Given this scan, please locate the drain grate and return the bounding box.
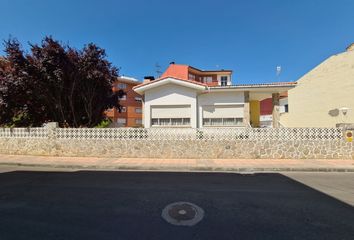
[161,202,204,226]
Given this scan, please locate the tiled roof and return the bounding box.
[161,64,189,80]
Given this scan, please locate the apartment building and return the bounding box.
[106,76,143,127]
[161,62,232,86]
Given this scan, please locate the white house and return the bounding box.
[133,64,296,128]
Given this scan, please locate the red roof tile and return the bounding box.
[161,64,189,80]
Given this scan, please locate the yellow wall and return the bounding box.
[250,100,260,127]
[281,48,354,127]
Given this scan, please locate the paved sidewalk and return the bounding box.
[0,154,354,172]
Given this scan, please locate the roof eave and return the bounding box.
[207,84,296,93]
[133,77,206,94]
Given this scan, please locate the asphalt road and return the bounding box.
[0,168,353,240]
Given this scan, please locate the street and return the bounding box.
[0,167,353,240]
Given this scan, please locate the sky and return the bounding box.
[1,0,354,84]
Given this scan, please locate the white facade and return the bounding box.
[140,79,244,128]
[198,92,245,127]
[143,83,198,127]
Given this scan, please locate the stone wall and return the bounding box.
[0,137,353,159]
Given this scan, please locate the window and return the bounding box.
[203,118,243,126]
[284,104,289,113]
[151,118,159,126]
[119,94,126,100]
[171,118,182,125]
[135,119,142,125]
[135,96,142,102]
[159,118,170,126]
[120,106,126,113]
[117,83,127,89]
[220,76,228,86]
[117,118,126,127]
[211,118,222,126]
[203,76,213,83]
[135,108,142,113]
[183,118,190,125]
[117,118,126,123]
[188,73,195,80]
[150,118,191,126]
[223,118,235,125]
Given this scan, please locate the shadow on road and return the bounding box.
[0,171,353,240]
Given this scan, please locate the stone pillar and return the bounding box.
[272,93,280,128]
[44,122,58,139]
[243,91,250,127]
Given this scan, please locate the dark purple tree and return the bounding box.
[0,37,121,127]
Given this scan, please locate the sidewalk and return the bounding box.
[0,154,354,172]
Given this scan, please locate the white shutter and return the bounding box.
[203,105,244,118]
[151,106,191,118]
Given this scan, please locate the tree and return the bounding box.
[0,37,122,127]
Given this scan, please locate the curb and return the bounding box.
[1,162,354,173]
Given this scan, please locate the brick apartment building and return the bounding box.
[106,76,143,127]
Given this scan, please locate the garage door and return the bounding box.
[151,105,191,126]
[202,105,244,126]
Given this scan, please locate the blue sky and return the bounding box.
[1,0,354,84]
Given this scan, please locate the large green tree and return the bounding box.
[0,37,122,127]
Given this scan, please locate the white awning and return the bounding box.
[151,105,191,118]
[202,105,244,118]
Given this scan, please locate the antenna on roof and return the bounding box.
[155,63,162,78]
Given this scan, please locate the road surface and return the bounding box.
[0,167,353,240]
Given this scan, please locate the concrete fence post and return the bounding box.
[44,122,58,139]
[336,123,354,142]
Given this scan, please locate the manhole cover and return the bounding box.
[161,202,204,226]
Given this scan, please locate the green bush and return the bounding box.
[95,119,112,128]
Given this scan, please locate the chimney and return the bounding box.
[346,43,354,52]
[143,76,155,83]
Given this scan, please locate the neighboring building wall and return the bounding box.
[107,78,143,127]
[281,47,354,127]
